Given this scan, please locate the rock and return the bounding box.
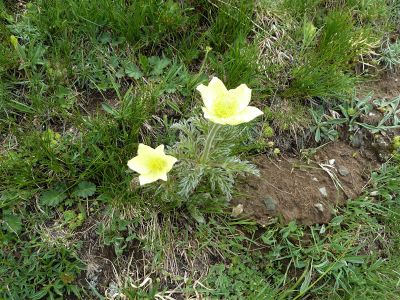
[319,187,328,198]
[231,204,244,217]
[373,135,390,151]
[338,165,350,176]
[314,203,324,212]
[263,196,277,213]
[370,191,379,196]
[329,159,336,165]
[312,177,319,182]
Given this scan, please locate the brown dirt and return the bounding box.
[80,90,121,116]
[232,142,379,225]
[361,71,400,100]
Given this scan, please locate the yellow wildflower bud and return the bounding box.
[196,77,263,125]
[127,144,177,185]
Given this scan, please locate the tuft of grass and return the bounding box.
[205,0,254,53]
[285,10,378,98]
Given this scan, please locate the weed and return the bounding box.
[379,39,400,71]
[0,237,84,299]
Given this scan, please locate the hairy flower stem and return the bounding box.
[201,123,221,163]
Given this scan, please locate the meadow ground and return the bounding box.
[1,0,400,299]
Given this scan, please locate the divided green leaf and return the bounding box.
[72,181,96,198]
[124,62,143,79]
[149,56,171,76]
[40,185,67,207]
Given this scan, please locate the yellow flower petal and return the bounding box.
[137,143,154,156]
[139,173,162,185]
[226,106,264,125]
[196,77,227,111]
[164,155,178,170]
[155,144,165,154]
[127,156,150,174]
[196,84,213,111]
[229,84,251,112]
[208,77,227,94]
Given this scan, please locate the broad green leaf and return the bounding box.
[3,213,22,234]
[72,181,96,198]
[330,215,344,226]
[40,186,67,206]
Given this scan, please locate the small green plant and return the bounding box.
[62,210,85,230]
[310,94,400,143]
[358,96,400,133]
[309,108,345,142]
[338,93,373,130]
[262,123,275,138]
[378,39,400,71]
[0,239,84,299]
[127,77,263,221]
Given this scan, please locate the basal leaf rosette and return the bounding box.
[196,77,263,125]
[127,144,178,185]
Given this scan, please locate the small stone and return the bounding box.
[314,203,324,212]
[338,165,350,176]
[370,191,379,196]
[329,159,336,165]
[319,187,328,198]
[231,204,244,217]
[263,196,277,212]
[312,177,319,182]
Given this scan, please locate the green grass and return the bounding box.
[1,0,400,298]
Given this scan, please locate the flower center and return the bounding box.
[212,94,239,118]
[148,157,167,173]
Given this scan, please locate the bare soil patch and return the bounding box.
[362,71,400,100]
[233,142,379,225]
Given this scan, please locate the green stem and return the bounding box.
[201,123,220,163]
[199,46,211,75]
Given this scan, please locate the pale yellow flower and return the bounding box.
[127,144,177,185]
[196,77,263,125]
